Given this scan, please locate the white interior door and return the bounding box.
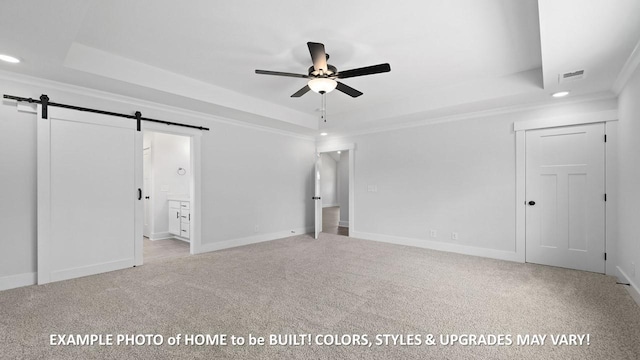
[37,106,142,284]
[143,147,151,237]
[525,123,605,273]
[314,153,322,239]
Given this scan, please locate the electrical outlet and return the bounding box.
[291,230,296,234]
[429,229,437,238]
[254,225,260,233]
[632,262,636,277]
[451,232,459,240]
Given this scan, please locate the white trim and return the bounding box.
[515,115,618,275]
[196,227,314,254]
[0,272,36,291]
[604,121,619,276]
[150,232,172,241]
[515,130,526,263]
[191,134,202,255]
[617,266,640,307]
[339,220,350,228]
[0,70,314,141]
[17,102,37,114]
[36,104,51,284]
[514,110,619,131]
[350,231,521,263]
[317,143,356,153]
[50,259,134,283]
[613,39,640,94]
[134,128,143,266]
[316,143,356,234]
[324,93,616,140]
[142,122,202,257]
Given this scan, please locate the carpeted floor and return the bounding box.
[1,233,639,359]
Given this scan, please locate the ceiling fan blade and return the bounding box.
[307,42,328,73]
[336,63,391,79]
[255,69,309,78]
[335,82,363,98]
[291,85,311,97]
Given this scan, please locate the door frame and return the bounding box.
[514,110,618,275]
[142,146,152,238]
[140,122,202,259]
[316,143,355,235]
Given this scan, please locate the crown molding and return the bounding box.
[612,39,640,94]
[0,70,315,142]
[325,92,617,140]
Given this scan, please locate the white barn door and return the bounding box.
[525,123,605,273]
[37,105,142,284]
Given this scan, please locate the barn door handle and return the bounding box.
[138,188,142,200]
[528,201,536,206]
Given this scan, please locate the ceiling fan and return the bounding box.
[255,42,391,98]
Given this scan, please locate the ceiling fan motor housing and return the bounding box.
[309,64,337,77]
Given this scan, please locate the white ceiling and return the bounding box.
[1,0,639,136]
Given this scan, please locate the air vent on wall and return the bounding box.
[558,70,585,83]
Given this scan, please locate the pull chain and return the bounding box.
[321,92,327,122]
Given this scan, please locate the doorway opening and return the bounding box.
[142,130,193,263]
[319,151,349,236]
[314,143,355,239]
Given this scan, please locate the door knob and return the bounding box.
[528,201,536,206]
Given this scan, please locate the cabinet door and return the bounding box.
[168,208,181,235]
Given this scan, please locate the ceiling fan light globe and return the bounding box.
[308,78,337,94]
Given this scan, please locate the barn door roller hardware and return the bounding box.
[3,94,210,131]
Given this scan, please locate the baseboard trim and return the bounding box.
[617,266,640,307]
[0,272,37,291]
[150,232,172,240]
[350,231,521,263]
[196,226,314,254]
[338,220,349,228]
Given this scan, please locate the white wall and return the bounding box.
[319,97,618,261]
[337,151,349,227]
[320,153,338,207]
[0,82,37,288]
[201,121,315,245]
[0,73,315,290]
[146,132,191,239]
[617,64,640,303]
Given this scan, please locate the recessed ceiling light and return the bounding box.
[337,151,341,154]
[320,132,328,136]
[552,91,570,98]
[0,54,20,63]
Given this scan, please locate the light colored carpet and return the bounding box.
[1,233,639,359]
